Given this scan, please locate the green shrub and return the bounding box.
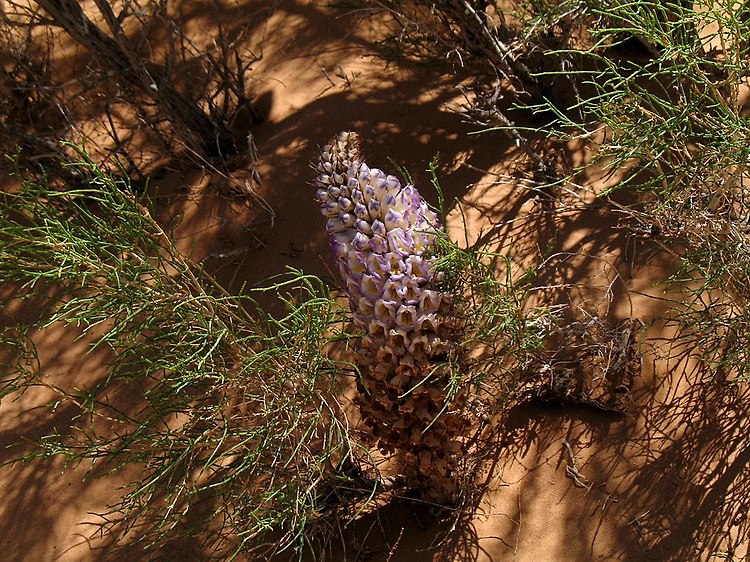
[0,145,554,558]
[0,149,361,559]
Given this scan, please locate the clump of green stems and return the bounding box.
[427,156,555,415]
[409,0,750,382]
[0,148,555,558]
[520,0,750,381]
[0,148,364,559]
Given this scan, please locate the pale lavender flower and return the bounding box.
[313,131,464,503]
[313,132,451,364]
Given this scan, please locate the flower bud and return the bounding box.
[355,219,373,235]
[322,200,340,217]
[353,202,369,220]
[326,217,346,233]
[385,175,400,193]
[339,212,356,228]
[352,232,371,252]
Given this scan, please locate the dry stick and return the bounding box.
[102,97,143,180]
[384,527,404,562]
[601,493,619,513]
[186,2,260,121]
[0,120,96,185]
[451,0,535,88]
[35,0,236,160]
[514,490,521,555]
[628,510,650,538]
[0,120,63,158]
[458,85,557,181]
[563,439,592,490]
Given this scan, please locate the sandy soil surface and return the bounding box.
[1,1,749,561]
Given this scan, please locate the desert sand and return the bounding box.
[0,1,748,560]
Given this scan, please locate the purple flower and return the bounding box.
[313,131,455,359]
[374,299,398,322]
[370,235,389,255]
[314,132,462,502]
[360,274,383,300]
[394,304,418,330]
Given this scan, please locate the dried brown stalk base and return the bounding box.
[355,366,470,504]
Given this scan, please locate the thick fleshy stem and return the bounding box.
[313,132,467,502]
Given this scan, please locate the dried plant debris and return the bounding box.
[522,317,642,413]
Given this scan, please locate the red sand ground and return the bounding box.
[1,1,748,560]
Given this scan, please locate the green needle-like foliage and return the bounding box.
[516,0,750,382]
[0,148,361,559]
